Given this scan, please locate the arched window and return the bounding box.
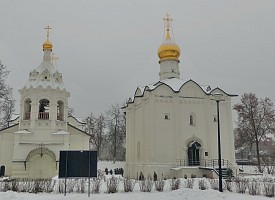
[38,99,50,119]
[57,100,64,121]
[24,99,31,120]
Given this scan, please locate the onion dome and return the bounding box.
[43,40,53,51]
[157,14,180,61]
[43,25,53,51]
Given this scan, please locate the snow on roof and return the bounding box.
[129,78,212,103]
[14,129,31,134]
[22,57,66,91]
[51,130,70,135]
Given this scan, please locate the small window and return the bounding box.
[213,115,217,122]
[189,113,196,126]
[205,152,208,156]
[164,114,170,120]
[45,76,47,80]
[190,115,194,125]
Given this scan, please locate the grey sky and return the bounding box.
[0,0,275,118]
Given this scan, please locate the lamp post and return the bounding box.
[213,93,223,192]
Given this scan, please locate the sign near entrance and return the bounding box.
[59,150,97,178]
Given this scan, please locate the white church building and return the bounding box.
[0,27,90,178]
[124,15,238,179]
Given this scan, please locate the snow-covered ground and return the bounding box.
[0,161,274,200]
[0,186,271,200]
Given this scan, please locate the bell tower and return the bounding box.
[18,26,70,132]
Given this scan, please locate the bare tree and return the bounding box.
[0,61,15,129]
[68,107,74,117]
[85,113,106,159]
[234,93,275,171]
[105,103,126,162]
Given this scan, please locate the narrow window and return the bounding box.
[190,115,193,125]
[189,113,196,126]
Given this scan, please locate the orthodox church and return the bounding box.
[124,15,237,179]
[0,27,90,178]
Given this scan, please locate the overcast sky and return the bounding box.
[0,0,275,118]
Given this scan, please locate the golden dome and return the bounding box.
[43,40,53,51]
[43,26,53,51]
[158,30,180,61]
[158,14,180,61]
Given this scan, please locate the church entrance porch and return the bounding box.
[27,154,56,178]
[26,147,57,179]
[173,159,238,178]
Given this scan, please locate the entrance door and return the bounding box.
[188,141,201,166]
[28,154,55,178]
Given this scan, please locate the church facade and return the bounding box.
[0,28,90,178]
[124,15,237,179]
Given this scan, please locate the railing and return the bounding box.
[38,112,49,120]
[176,159,238,177]
[24,112,30,120]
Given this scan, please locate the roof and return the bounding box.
[68,123,90,136]
[128,78,237,105]
[22,52,67,91]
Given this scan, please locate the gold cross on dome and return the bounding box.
[163,14,173,31]
[44,25,52,41]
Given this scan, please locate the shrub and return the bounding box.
[248,181,261,196]
[263,182,275,197]
[170,178,181,190]
[139,179,154,192]
[198,178,208,190]
[91,177,102,194]
[234,177,248,194]
[106,177,119,193]
[226,180,233,192]
[210,179,219,190]
[186,178,194,189]
[155,180,165,192]
[123,178,135,192]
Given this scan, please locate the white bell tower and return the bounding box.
[18,26,70,132]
